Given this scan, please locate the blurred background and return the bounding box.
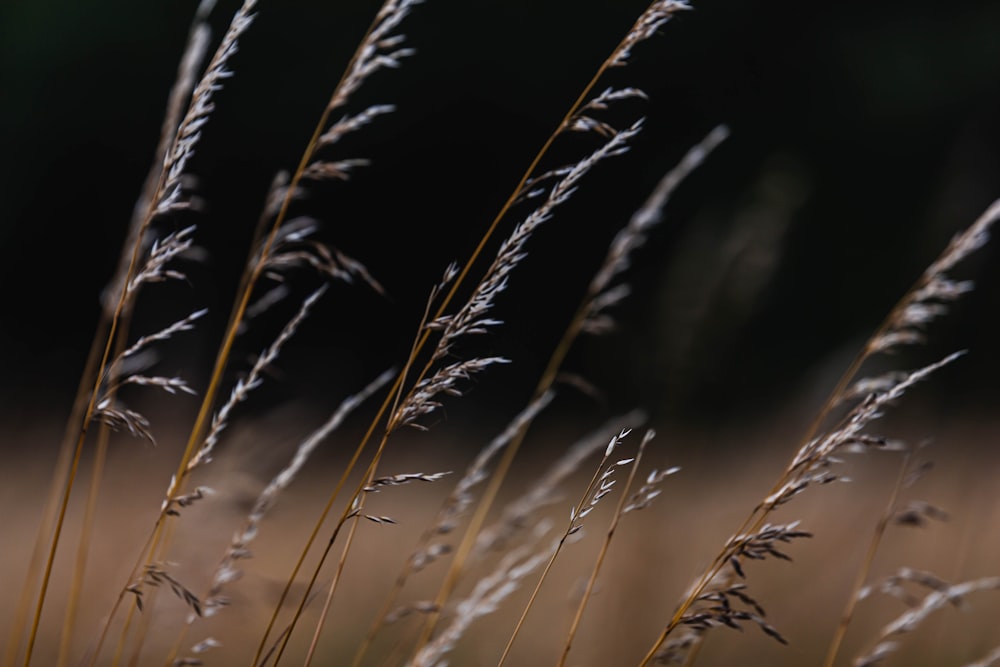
[1,1,999,665]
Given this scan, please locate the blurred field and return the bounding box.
[4,399,998,666]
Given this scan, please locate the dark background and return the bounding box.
[2,0,999,445]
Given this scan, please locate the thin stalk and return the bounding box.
[269,429,395,666]
[23,428,90,667]
[127,175,290,667]
[81,3,261,662]
[61,13,210,658]
[496,432,630,667]
[82,522,160,667]
[99,4,346,663]
[23,131,156,665]
[122,515,186,667]
[58,293,142,667]
[270,3,699,660]
[348,394,555,667]
[64,29,211,667]
[303,491,365,667]
[3,316,107,667]
[348,307,447,667]
[408,6,703,653]
[408,121,726,661]
[495,545,563,667]
[249,280,430,664]
[410,306,586,654]
[822,452,911,667]
[57,398,114,667]
[297,292,438,667]
[558,434,650,667]
[249,389,397,667]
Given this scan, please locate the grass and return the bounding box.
[3,1,1000,666]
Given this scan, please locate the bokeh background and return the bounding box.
[1,1,999,665]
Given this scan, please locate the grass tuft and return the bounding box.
[4,2,999,667]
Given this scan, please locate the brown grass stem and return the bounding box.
[242,3,424,659]
[496,429,634,666]
[348,393,556,667]
[558,430,655,667]
[249,251,436,664]
[303,490,365,667]
[3,314,108,667]
[821,451,912,667]
[57,379,117,667]
[268,430,395,667]
[249,395,395,666]
[409,304,589,655]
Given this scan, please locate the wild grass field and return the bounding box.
[2,1,999,666]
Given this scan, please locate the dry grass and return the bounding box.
[4,419,999,666]
[3,1,1000,666]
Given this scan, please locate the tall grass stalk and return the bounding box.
[497,428,640,666]
[821,452,912,667]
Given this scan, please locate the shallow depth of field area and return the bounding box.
[2,1,999,666]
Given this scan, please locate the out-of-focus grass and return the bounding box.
[4,405,997,666]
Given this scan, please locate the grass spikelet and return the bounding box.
[854,577,1000,667]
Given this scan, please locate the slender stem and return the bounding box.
[558,436,649,667]
[158,181,297,667]
[822,452,911,667]
[24,126,153,664]
[348,484,440,667]
[411,306,588,655]
[636,299,942,667]
[82,522,160,667]
[249,298,418,666]
[303,487,365,667]
[496,542,565,667]
[3,315,108,667]
[58,411,112,666]
[23,428,88,667]
[270,429,395,666]
[58,301,137,667]
[495,439,617,667]
[83,5,258,662]
[497,432,639,667]
[249,399,395,667]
